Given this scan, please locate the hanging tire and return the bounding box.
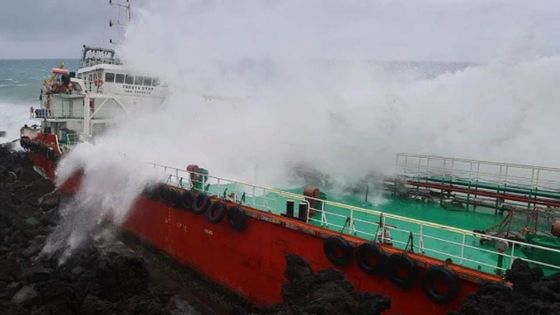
[192,193,211,214]
[227,206,247,231]
[323,236,353,266]
[207,201,226,224]
[180,190,194,210]
[356,242,387,275]
[167,188,182,208]
[422,266,460,303]
[386,254,418,288]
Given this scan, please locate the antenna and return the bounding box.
[109,0,131,45]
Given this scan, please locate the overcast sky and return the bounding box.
[0,0,559,62]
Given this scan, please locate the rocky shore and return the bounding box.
[0,146,190,314]
[0,145,390,315]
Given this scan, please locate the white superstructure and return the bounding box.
[30,46,169,149]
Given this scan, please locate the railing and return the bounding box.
[81,58,122,68]
[61,133,80,146]
[30,109,51,119]
[396,153,560,191]
[149,162,560,276]
[31,110,85,120]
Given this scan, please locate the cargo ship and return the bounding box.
[18,48,560,314]
[16,6,560,315]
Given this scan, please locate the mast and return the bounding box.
[108,0,131,45]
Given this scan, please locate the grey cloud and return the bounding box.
[0,0,111,41]
[0,0,559,61]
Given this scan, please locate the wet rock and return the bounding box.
[264,254,390,315]
[4,282,22,299]
[80,294,112,315]
[0,254,21,282]
[38,190,60,211]
[95,253,150,300]
[166,295,202,315]
[12,285,38,306]
[0,246,10,254]
[71,266,84,276]
[505,259,543,292]
[23,265,52,283]
[0,300,30,315]
[452,260,560,315]
[6,171,17,182]
[24,216,40,227]
[21,244,42,258]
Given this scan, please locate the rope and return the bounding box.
[404,231,415,253]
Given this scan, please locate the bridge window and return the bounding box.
[143,77,152,86]
[134,76,144,85]
[115,73,124,83]
[125,75,134,84]
[105,72,115,83]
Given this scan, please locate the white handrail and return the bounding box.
[396,153,560,191]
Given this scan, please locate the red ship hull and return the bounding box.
[30,143,501,315]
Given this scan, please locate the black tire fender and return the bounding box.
[180,190,194,210]
[192,193,211,214]
[356,242,387,275]
[227,206,248,231]
[206,201,226,224]
[422,266,460,303]
[387,254,418,288]
[323,236,353,266]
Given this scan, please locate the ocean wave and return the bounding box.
[0,84,28,88]
[0,102,34,141]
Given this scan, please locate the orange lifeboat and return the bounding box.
[52,68,69,75]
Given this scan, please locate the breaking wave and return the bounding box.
[0,102,33,141]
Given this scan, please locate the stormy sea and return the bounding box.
[0,59,79,140]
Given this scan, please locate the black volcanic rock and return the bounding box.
[263,254,391,315]
[451,260,560,315]
[0,146,176,314]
